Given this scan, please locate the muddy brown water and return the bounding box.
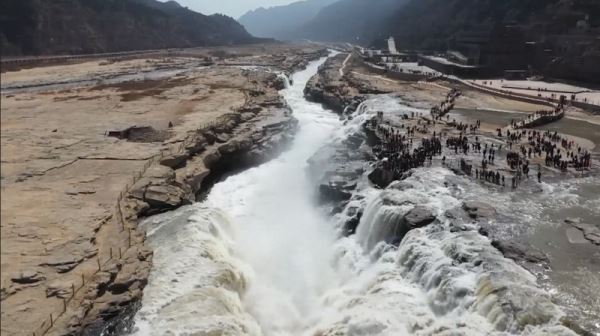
[452,107,600,333]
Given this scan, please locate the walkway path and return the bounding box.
[511,109,565,130]
[339,53,352,76]
[351,71,397,84]
[470,79,600,107]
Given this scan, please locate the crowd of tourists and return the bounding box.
[503,129,593,172]
[430,89,461,119]
[376,120,443,179]
[369,82,593,190]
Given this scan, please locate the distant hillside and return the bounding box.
[286,0,599,48]
[381,0,600,50]
[238,0,338,39]
[0,0,262,56]
[292,0,410,44]
[376,0,600,84]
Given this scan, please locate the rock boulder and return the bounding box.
[159,153,188,169]
[462,201,496,219]
[404,206,437,229]
[491,240,549,264]
[144,185,189,210]
[565,218,600,245]
[368,166,394,189]
[11,270,45,284]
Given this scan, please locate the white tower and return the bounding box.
[387,37,398,54]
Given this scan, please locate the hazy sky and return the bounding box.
[167,0,301,19]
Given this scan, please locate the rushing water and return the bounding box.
[128,57,598,335]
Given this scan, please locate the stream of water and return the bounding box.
[127,57,599,336]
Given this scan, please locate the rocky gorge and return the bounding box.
[0,44,328,336]
[79,50,334,335]
[80,75,300,335]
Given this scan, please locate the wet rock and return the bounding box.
[566,227,589,244]
[202,149,221,169]
[404,206,437,229]
[11,270,45,284]
[560,316,596,336]
[271,75,287,90]
[491,240,549,264]
[215,132,231,143]
[565,218,600,245]
[444,207,463,220]
[368,166,394,189]
[462,201,496,219]
[344,206,363,235]
[449,222,469,233]
[475,272,560,331]
[382,206,437,247]
[343,133,364,150]
[319,182,353,203]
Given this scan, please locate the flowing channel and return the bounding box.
[128,56,589,336]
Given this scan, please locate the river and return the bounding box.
[126,56,599,335]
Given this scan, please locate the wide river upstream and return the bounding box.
[126,57,600,335]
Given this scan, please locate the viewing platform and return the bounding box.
[511,108,565,129]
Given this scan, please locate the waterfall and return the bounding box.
[131,206,260,335]
[277,72,291,89]
[129,56,579,336]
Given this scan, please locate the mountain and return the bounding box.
[378,0,600,83]
[0,0,262,56]
[292,0,410,44]
[381,0,600,50]
[238,0,338,39]
[288,0,598,48]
